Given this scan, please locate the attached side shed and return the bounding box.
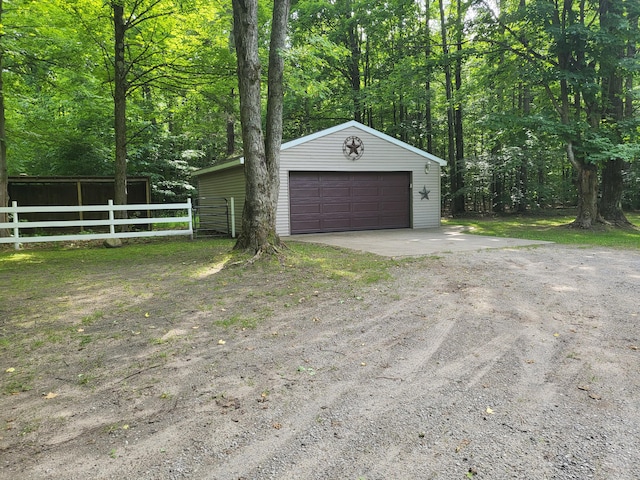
[192,121,446,237]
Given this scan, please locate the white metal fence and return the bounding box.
[0,199,193,250]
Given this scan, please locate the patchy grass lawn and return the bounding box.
[442,211,640,249]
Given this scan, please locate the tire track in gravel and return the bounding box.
[209,310,529,479]
[203,289,457,478]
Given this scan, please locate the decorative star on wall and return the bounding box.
[342,136,364,160]
[419,186,430,200]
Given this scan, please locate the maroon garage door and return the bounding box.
[289,172,411,234]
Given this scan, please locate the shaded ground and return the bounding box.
[1,241,639,479]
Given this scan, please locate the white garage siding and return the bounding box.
[192,121,445,238]
[276,123,443,236]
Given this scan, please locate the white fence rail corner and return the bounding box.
[0,199,193,250]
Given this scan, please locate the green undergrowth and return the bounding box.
[442,211,640,249]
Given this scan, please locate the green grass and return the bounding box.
[285,241,397,284]
[442,211,640,249]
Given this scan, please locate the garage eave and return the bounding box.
[191,157,244,178]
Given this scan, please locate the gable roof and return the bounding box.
[282,120,447,166]
[192,121,446,177]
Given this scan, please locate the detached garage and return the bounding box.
[192,121,446,237]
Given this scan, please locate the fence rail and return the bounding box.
[0,199,193,250]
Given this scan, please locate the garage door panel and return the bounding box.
[291,219,322,231]
[290,172,411,234]
[322,218,353,230]
[323,187,351,197]
[323,203,351,213]
[290,188,320,199]
[352,202,380,212]
[352,186,382,196]
[290,203,321,215]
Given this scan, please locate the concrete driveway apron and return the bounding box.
[288,226,553,257]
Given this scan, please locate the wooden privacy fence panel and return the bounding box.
[0,200,193,250]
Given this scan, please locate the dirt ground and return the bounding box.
[1,242,639,479]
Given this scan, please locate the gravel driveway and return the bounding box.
[2,243,639,480]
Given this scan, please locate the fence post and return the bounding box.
[108,199,115,236]
[12,201,20,250]
[230,197,236,238]
[187,198,193,240]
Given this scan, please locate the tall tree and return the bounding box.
[112,1,128,213]
[439,0,459,214]
[0,0,7,236]
[598,0,635,226]
[452,0,466,214]
[424,0,434,153]
[232,0,290,255]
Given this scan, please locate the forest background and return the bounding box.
[0,0,638,225]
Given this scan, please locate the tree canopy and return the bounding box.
[1,0,638,226]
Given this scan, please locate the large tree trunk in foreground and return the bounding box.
[232,0,290,254]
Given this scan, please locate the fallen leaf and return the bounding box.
[485,407,494,414]
[122,424,129,430]
[553,333,560,337]
[192,326,199,329]
[360,362,367,366]
[77,328,84,332]
[456,439,471,452]
[43,392,58,399]
[218,339,226,345]
[5,368,15,373]
[144,312,150,318]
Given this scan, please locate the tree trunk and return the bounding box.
[0,0,8,237]
[347,21,362,123]
[424,0,433,153]
[439,0,458,215]
[598,0,631,226]
[113,2,128,217]
[548,1,601,228]
[232,0,290,254]
[599,158,629,225]
[516,84,531,213]
[453,0,465,214]
[263,0,290,241]
[567,142,598,228]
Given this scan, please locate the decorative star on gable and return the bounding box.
[342,136,364,160]
[419,186,430,200]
